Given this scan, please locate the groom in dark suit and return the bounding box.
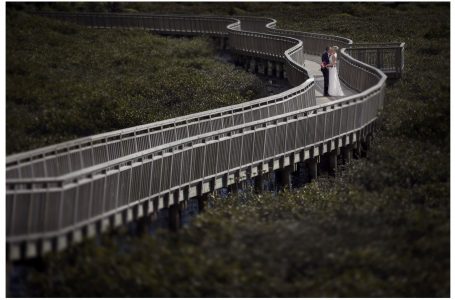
[321,47,330,96]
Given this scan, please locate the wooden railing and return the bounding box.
[346,43,405,78]
[6,12,402,260]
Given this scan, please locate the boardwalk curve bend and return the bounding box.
[6,12,405,260]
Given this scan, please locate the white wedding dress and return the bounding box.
[328,53,344,97]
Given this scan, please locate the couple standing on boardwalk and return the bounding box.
[321,46,345,97]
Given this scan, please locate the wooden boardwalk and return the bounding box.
[5,12,404,261]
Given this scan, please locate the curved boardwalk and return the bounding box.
[5,12,405,261]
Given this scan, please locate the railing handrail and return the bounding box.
[351,42,405,47]
[271,28,353,45]
[35,11,239,21]
[348,45,404,50]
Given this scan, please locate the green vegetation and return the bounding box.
[6,11,265,154]
[26,178,449,297]
[8,2,449,297]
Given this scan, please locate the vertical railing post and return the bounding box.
[376,49,381,69]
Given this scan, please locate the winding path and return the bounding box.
[5,12,405,261]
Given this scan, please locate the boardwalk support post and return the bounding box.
[254,173,264,193]
[267,61,274,77]
[329,150,337,176]
[243,57,250,70]
[307,158,318,181]
[233,54,240,66]
[136,207,152,235]
[262,59,268,75]
[365,134,372,151]
[238,55,245,67]
[249,58,257,73]
[276,165,292,190]
[197,193,208,213]
[228,182,238,194]
[359,134,372,158]
[258,59,266,75]
[360,138,368,157]
[169,203,181,231]
[275,62,282,78]
[341,145,352,165]
[353,140,363,159]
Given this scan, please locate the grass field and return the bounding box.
[7,2,450,297]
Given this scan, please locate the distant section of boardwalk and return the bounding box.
[5,12,404,261]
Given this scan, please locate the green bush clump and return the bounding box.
[6,12,265,154]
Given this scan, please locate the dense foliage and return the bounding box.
[6,11,265,154]
[8,2,449,297]
[26,178,449,297]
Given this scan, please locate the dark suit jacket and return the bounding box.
[321,51,330,65]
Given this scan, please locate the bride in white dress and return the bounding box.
[328,46,344,97]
